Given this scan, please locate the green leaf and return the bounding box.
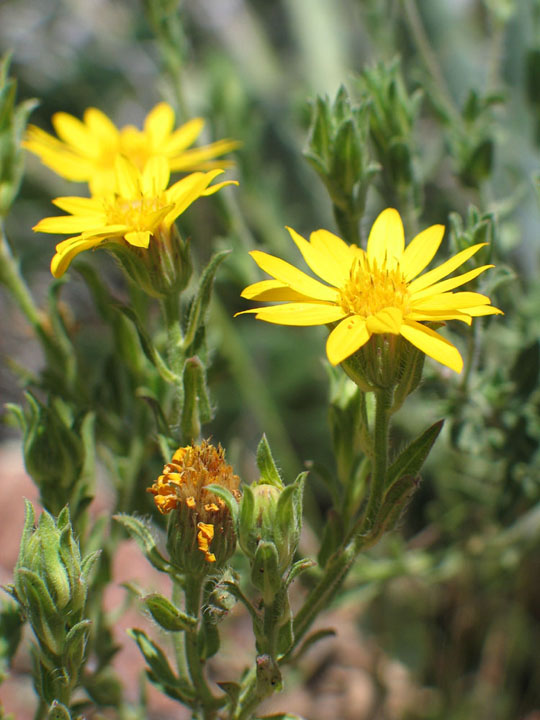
[256,434,283,488]
[143,594,196,632]
[118,306,178,383]
[290,628,336,663]
[113,514,171,574]
[183,250,230,352]
[386,420,444,489]
[62,619,91,680]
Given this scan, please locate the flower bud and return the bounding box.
[238,475,305,600]
[147,441,241,576]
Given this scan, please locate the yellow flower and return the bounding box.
[24,102,240,195]
[33,156,236,279]
[237,208,502,373]
[148,441,241,567]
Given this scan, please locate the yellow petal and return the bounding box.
[34,215,102,234]
[51,236,103,278]
[168,138,240,171]
[408,243,487,294]
[310,229,356,271]
[326,315,370,366]
[144,102,175,147]
[367,208,404,270]
[464,305,504,317]
[202,179,239,196]
[408,310,472,325]
[114,156,140,198]
[400,224,445,281]
[412,291,491,310]
[400,321,463,372]
[164,117,205,154]
[365,307,403,334]
[89,168,117,196]
[52,196,104,215]
[286,226,349,287]
[52,112,99,156]
[411,265,494,300]
[236,303,346,326]
[125,230,151,248]
[141,156,170,196]
[241,279,317,302]
[83,107,119,145]
[249,250,339,303]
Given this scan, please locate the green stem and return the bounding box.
[363,388,391,531]
[0,221,42,329]
[184,575,220,718]
[161,294,185,432]
[172,581,189,681]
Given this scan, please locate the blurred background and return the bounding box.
[0,1,539,718]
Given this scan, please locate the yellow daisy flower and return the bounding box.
[237,208,502,373]
[24,102,240,195]
[33,156,236,278]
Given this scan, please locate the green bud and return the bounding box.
[46,701,72,720]
[143,593,197,632]
[19,393,84,514]
[12,502,93,666]
[238,472,305,595]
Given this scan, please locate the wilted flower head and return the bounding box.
[148,441,241,572]
[24,102,240,195]
[237,208,502,373]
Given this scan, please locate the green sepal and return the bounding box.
[46,701,72,720]
[391,343,426,413]
[205,484,240,526]
[386,420,444,489]
[15,569,64,656]
[128,628,195,705]
[256,434,283,488]
[285,558,316,588]
[183,249,230,353]
[238,484,255,552]
[113,514,171,575]
[142,594,196,632]
[251,542,281,604]
[181,355,212,443]
[62,619,91,681]
[255,654,282,696]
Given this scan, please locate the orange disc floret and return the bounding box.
[148,441,241,570]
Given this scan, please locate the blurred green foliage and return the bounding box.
[0,1,539,719]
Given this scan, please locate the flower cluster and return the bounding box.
[238,208,502,373]
[148,441,241,570]
[28,103,238,284]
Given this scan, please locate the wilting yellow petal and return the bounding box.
[408,243,487,293]
[249,251,339,303]
[367,208,404,270]
[286,226,348,287]
[365,307,403,334]
[237,303,346,326]
[326,315,370,366]
[400,224,445,281]
[400,321,463,372]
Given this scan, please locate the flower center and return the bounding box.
[104,196,165,230]
[339,255,410,317]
